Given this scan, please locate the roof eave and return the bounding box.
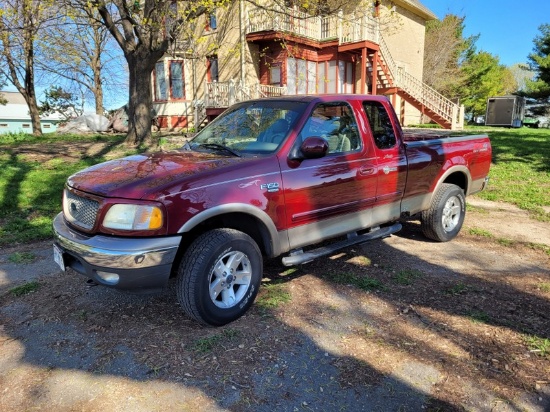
[393,0,437,21]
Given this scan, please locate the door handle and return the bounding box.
[360,166,376,176]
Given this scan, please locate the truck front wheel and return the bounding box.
[176,229,262,326]
[421,183,465,242]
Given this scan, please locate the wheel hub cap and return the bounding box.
[442,196,461,232]
[209,251,252,309]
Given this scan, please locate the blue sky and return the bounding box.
[421,0,550,66]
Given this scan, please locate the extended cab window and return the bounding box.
[300,102,361,154]
[363,101,396,149]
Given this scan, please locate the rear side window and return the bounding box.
[363,101,396,149]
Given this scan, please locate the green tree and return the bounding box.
[0,0,57,136]
[38,86,83,121]
[459,52,517,118]
[423,14,478,97]
[526,23,550,98]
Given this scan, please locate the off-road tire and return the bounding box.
[421,183,465,242]
[176,229,262,326]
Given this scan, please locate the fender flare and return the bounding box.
[177,203,285,257]
[431,165,472,200]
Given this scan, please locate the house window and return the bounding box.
[207,56,219,82]
[0,123,7,128]
[154,60,185,101]
[154,61,168,101]
[43,124,51,128]
[270,64,281,86]
[317,60,353,93]
[287,57,316,94]
[170,61,185,99]
[22,124,30,128]
[287,58,353,95]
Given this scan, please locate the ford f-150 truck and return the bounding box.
[53,95,491,326]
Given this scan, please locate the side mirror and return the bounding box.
[289,136,328,160]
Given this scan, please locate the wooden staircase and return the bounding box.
[368,37,464,130]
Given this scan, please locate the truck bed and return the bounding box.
[402,128,477,142]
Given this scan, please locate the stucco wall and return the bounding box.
[380,5,428,125]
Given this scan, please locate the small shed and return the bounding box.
[485,95,525,128]
[0,91,61,134]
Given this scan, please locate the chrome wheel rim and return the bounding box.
[442,196,461,232]
[209,251,252,309]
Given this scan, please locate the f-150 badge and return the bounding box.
[260,182,280,192]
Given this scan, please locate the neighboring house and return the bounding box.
[152,0,464,130]
[0,91,61,134]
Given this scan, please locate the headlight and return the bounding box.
[103,204,163,231]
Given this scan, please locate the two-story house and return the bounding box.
[152,0,464,131]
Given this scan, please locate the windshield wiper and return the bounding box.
[196,143,241,157]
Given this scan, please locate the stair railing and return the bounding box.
[378,37,464,129]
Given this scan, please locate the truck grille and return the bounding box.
[63,189,99,230]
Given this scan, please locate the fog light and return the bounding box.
[96,271,120,285]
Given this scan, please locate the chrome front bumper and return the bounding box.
[52,213,181,292]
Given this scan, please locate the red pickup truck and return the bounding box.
[53,95,491,326]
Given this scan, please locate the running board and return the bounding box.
[281,223,402,266]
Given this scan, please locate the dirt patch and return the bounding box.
[1,197,549,411]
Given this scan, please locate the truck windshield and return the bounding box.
[189,100,307,155]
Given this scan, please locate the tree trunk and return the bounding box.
[93,63,104,115]
[125,53,157,146]
[26,90,43,136]
[92,25,104,115]
[23,22,42,137]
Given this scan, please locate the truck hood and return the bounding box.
[67,150,249,200]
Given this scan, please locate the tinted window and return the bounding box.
[363,101,396,149]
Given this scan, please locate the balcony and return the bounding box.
[245,5,379,46]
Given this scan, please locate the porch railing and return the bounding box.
[246,6,377,43]
[205,80,287,108]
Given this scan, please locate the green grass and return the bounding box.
[467,310,491,324]
[524,335,550,357]
[7,251,36,264]
[393,269,423,285]
[329,271,385,291]
[470,126,550,221]
[9,281,40,296]
[0,133,141,246]
[445,282,469,295]
[527,243,550,257]
[256,282,291,309]
[192,329,240,353]
[468,227,493,238]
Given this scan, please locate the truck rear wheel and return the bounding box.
[421,183,465,242]
[176,229,262,326]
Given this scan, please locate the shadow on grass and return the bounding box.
[488,128,550,173]
[0,135,138,247]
